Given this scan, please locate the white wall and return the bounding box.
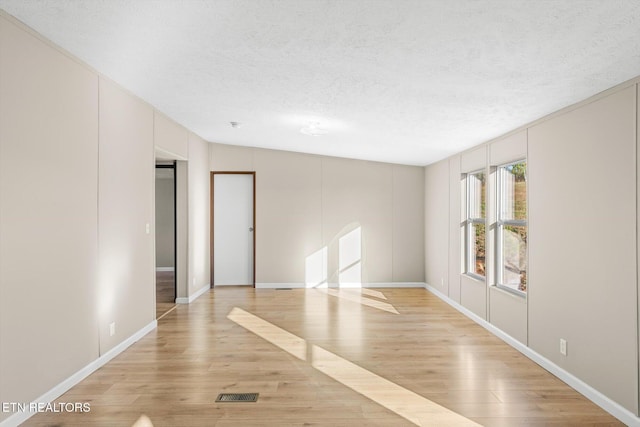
[187,133,211,294]
[424,160,449,295]
[210,145,425,286]
[527,85,637,412]
[0,12,211,423]
[0,14,99,415]
[424,82,640,417]
[447,155,462,303]
[392,166,426,282]
[253,150,322,284]
[154,111,188,160]
[322,157,394,284]
[98,77,155,354]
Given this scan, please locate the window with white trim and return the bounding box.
[465,170,486,278]
[496,161,527,294]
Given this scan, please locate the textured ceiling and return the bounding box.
[2,1,640,165]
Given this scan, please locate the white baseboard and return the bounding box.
[155,267,174,272]
[363,282,426,288]
[255,283,305,289]
[255,282,427,289]
[175,283,210,304]
[212,283,255,287]
[0,320,157,427]
[424,283,640,427]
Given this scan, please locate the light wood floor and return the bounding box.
[23,287,624,426]
[155,271,175,319]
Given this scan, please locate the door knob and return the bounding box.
[249,227,254,232]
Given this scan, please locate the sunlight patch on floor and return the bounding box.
[131,415,154,427]
[356,288,388,300]
[315,288,399,314]
[227,307,481,426]
[227,307,307,361]
[311,345,480,426]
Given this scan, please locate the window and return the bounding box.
[465,170,486,278]
[496,161,527,295]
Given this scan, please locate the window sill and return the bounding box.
[463,273,486,283]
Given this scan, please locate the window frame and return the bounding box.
[495,160,527,297]
[464,169,486,280]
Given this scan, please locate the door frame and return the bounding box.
[210,171,256,288]
[156,163,177,300]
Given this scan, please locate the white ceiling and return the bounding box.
[2,1,640,166]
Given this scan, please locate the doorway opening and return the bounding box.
[210,172,256,288]
[155,163,177,318]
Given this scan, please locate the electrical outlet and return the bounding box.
[109,322,116,337]
[145,223,150,234]
[560,338,567,356]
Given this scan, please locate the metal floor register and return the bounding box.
[215,393,259,402]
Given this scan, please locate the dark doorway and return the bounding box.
[156,163,177,318]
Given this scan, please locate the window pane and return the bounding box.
[468,172,486,219]
[471,223,486,276]
[500,225,527,292]
[499,162,526,221]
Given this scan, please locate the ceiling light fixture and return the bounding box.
[230,121,241,128]
[300,122,328,137]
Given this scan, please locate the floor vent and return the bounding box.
[275,288,292,290]
[215,393,259,402]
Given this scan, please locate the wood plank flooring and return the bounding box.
[155,271,175,319]
[23,287,624,426]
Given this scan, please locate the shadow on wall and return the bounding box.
[305,223,363,288]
